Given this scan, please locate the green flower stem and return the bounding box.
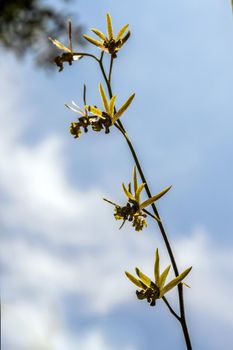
[98,53,192,350]
[108,55,114,85]
[142,208,161,221]
[72,52,100,62]
[163,299,180,321]
[162,296,181,321]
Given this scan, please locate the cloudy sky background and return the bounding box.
[1,0,233,349]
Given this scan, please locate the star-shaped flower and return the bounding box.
[104,166,171,231]
[125,249,192,306]
[83,13,130,57]
[49,21,82,71]
[66,82,134,138]
[86,83,135,133]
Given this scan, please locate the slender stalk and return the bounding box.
[108,55,114,84]
[73,52,100,62]
[162,297,180,321]
[162,296,181,321]
[99,54,192,350]
[99,53,113,99]
[143,208,160,221]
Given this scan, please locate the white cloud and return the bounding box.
[3,301,134,350]
[0,60,148,349]
[2,224,233,349]
[175,228,233,328]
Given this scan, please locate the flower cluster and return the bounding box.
[66,102,95,138]
[114,202,147,231]
[104,166,171,231]
[67,83,135,138]
[83,13,130,57]
[125,249,192,306]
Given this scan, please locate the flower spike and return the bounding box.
[125,249,192,306]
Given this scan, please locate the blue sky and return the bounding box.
[1,0,233,349]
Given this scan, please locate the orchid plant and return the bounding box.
[50,13,193,349]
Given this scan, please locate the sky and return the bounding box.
[1,0,233,349]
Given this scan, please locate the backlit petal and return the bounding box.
[140,186,172,210]
[49,37,72,52]
[106,13,113,39]
[91,28,106,41]
[83,35,103,48]
[112,93,135,124]
[116,24,129,41]
[99,83,110,114]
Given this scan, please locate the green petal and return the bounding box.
[154,249,160,285]
[160,267,192,297]
[122,183,135,201]
[159,265,171,290]
[106,13,113,39]
[118,31,131,48]
[71,101,83,111]
[103,198,119,207]
[109,95,116,116]
[135,183,145,203]
[140,185,172,210]
[86,105,104,118]
[112,93,135,124]
[65,104,83,115]
[71,101,85,114]
[48,37,72,52]
[91,28,106,41]
[125,271,147,289]
[135,267,153,288]
[116,24,129,41]
[99,83,110,114]
[182,282,190,289]
[133,166,138,196]
[83,35,103,48]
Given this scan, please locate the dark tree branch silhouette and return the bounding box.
[0,0,84,68]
